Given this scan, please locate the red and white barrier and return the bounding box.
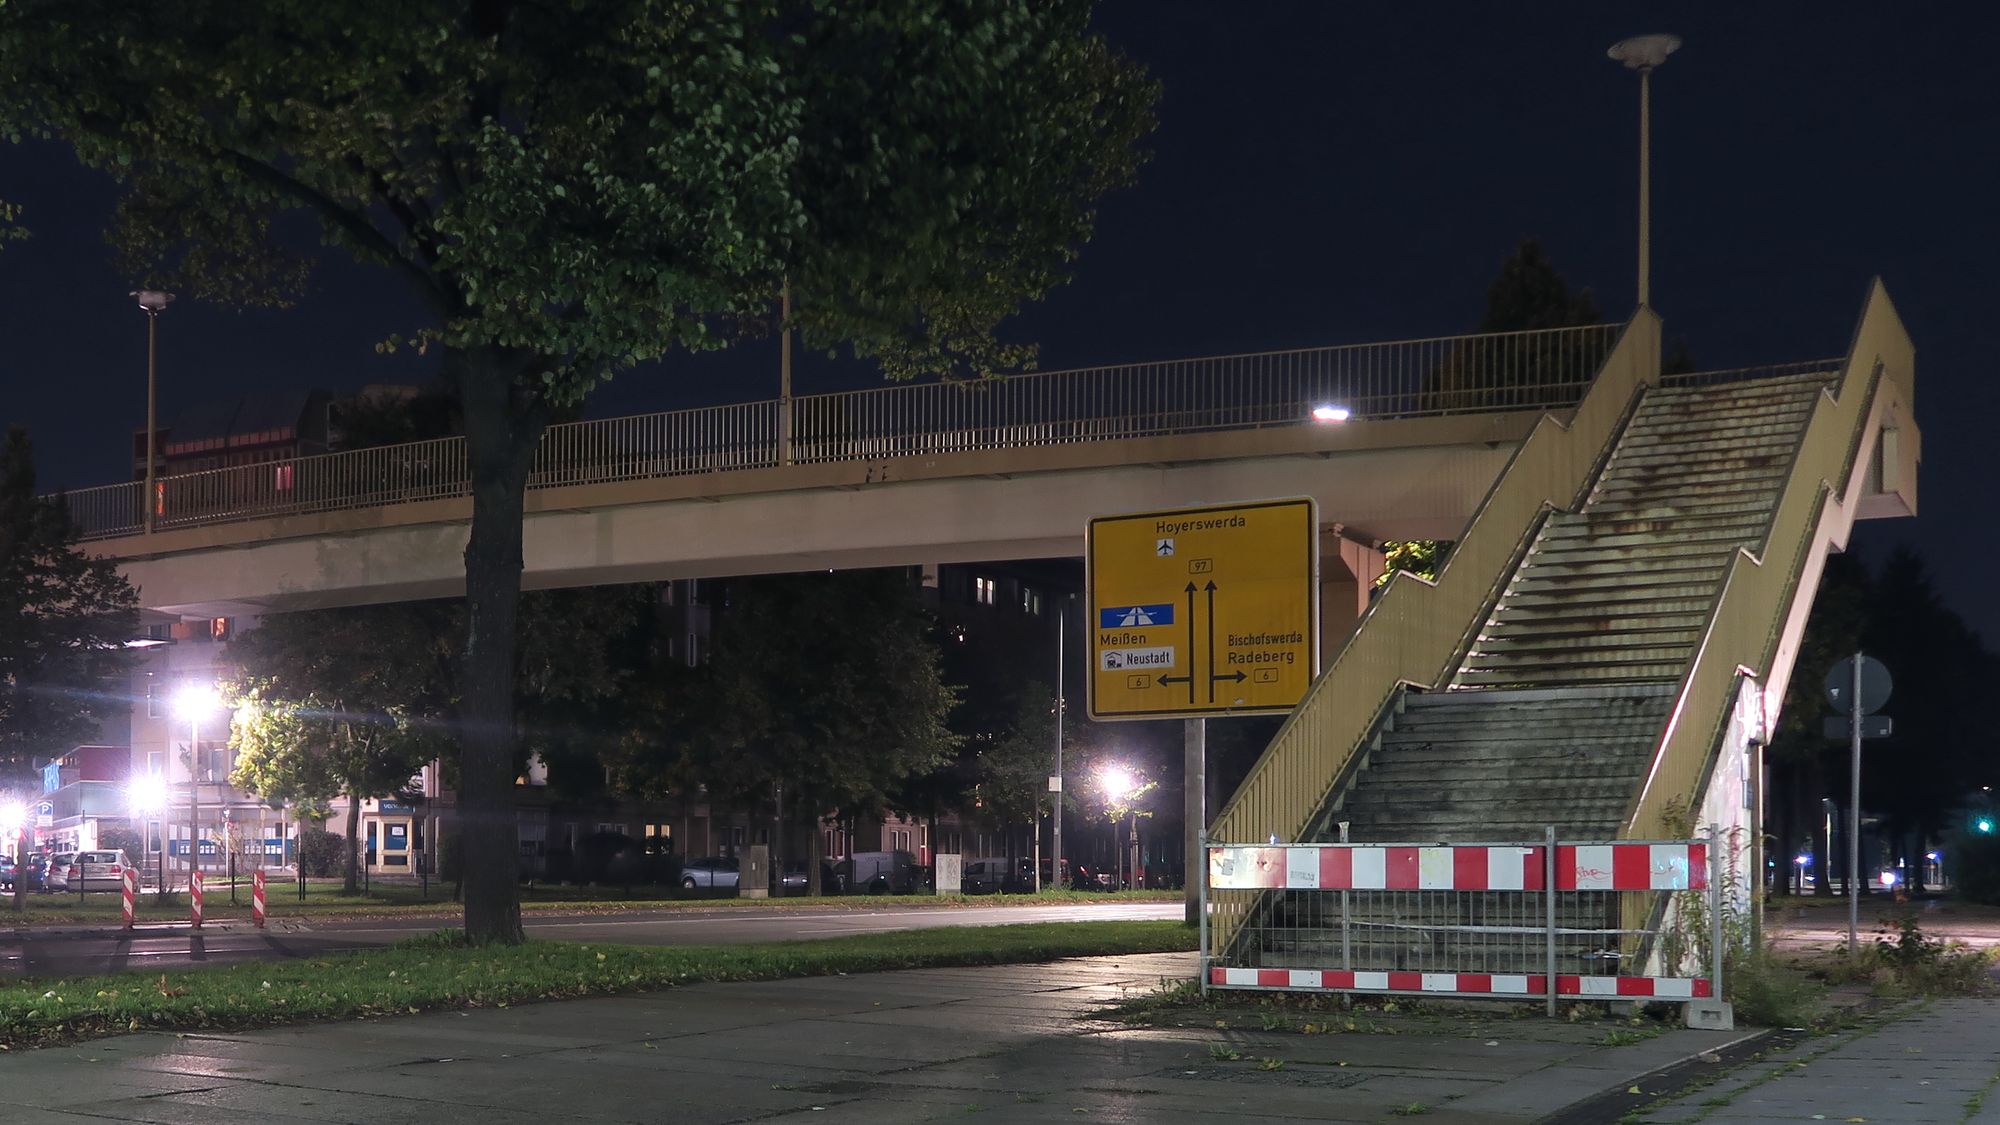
[252,868,266,928]
[1207,842,1707,892]
[121,867,137,929]
[189,869,204,928]
[1207,966,1712,999]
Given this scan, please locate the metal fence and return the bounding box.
[53,323,1621,541]
[1201,828,1722,1016]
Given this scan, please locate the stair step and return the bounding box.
[1405,684,1675,707]
[1538,511,1773,540]
[1453,667,1685,687]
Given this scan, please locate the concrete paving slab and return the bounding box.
[0,950,1847,1124]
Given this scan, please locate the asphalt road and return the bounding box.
[0,900,1182,977]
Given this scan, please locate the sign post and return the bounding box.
[1088,499,1318,924]
[1825,652,1891,955]
[121,866,137,930]
[189,869,204,929]
[252,868,267,929]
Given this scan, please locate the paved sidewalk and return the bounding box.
[0,952,1753,1124]
[1635,998,2000,1123]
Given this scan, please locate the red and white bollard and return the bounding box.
[252,868,267,929]
[190,869,204,928]
[121,866,137,930]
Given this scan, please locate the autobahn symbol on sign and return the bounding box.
[1086,498,1317,720]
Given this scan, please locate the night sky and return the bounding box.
[2,5,1994,640]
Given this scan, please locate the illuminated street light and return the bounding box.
[169,681,223,894]
[1311,404,1351,424]
[1100,766,1133,804]
[171,682,222,720]
[129,773,172,902]
[1098,766,1138,891]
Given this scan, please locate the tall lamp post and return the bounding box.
[128,774,170,904]
[1607,34,1680,310]
[171,682,222,893]
[131,289,175,534]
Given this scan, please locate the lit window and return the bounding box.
[974,577,995,605]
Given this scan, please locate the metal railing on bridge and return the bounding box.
[53,323,1620,541]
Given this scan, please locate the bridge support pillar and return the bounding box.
[1318,528,1384,660]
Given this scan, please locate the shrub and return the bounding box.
[1947,829,2000,906]
[298,826,344,878]
[438,828,461,883]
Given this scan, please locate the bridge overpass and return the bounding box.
[65,324,1625,633]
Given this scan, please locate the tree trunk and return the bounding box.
[452,345,546,946]
[342,794,362,895]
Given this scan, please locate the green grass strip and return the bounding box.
[2,885,1177,925]
[0,920,1194,1048]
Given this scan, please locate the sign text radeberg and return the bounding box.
[1086,498,1318,719]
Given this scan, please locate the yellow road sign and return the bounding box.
[1086,498,1318,720]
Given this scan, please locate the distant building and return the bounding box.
[132,389,332,480]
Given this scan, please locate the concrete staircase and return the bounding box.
[1454,371,1834,690]
[1334,684,1676,842]
[1241,371,1840,977]
[1322,371,1834,847]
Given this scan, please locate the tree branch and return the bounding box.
[218,148,452,317]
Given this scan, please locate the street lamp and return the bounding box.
[1607,34,1680,310]
[1099,766,1135,891]
[129,772,171,902]
[131,289,175,534]
[171,682,222,893]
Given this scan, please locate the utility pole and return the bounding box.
[1051,595,1068,891]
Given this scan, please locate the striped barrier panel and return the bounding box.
[1207,967,1713,1000]
[1207,842,1706,892]
[1200,831,1726,1018]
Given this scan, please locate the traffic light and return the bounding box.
[1978,817,1994,835]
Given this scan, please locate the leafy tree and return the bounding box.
[972,683,1060,841]
[0,428,138,785]
[1477,239,1603,334]
[0,2,1155,942]
[1859,548,1995,889]
[228,604,456,893]
[1766,553,1869,896]
[1375,540,1449,588]
[1428,239,1606,412]
[681,570,958,895]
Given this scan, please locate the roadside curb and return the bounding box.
[1538,1024,1781,1124]
[3,922,251,941]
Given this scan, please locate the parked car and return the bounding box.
[836,850,919,895]
[963,856,1033,894]
[776,860,838,894]
[19,853,51,892]
[679,855,740,889]
[0,855,14,891]
[44,852,76,892]
[69,849,135,892]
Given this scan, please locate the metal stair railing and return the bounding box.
[1624,281,1916,841]
[1204,313,1660,958]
